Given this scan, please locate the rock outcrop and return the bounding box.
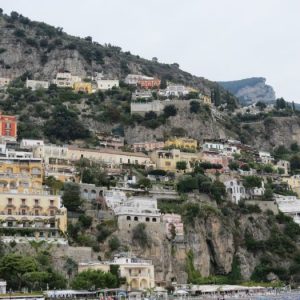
[219,77,276,106]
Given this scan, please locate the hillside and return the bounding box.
[219,77,276,106]
[0,10,228,96]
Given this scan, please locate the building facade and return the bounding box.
[73,82,92,94]
[224,179,246,204]
[130,100,164,115]
[132,141,165,152]
[0,113,17,141]
[138,78,161,89]
[0,77,11,88]
[52,72,81,88]
[97,79,119,90]
[26,79,49,90]
[165,138,197,150]
[78,253,155,290]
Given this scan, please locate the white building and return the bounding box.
[130,100,164,115]
[26,79,49,90]
[104,188,127,211]
[224,179,246,204]
[97,79,119,90]
[132,90,153,100]
[0,280,6,294]
[52,72,81,88]
[78,253,155,290]
[159,85,189,97]
[33,144,68,164]
[125,74,153,85]
[20,139,44,150]
[202,142,225,152]
[0,144,35,159]
[115,196,161,224]
[0,77,11,88]
[275,194,300,224]
[259,151,274,164]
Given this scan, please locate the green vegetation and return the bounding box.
[62,182,82,212]
[132,223,151,248]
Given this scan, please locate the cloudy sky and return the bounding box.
[1,0,299,101]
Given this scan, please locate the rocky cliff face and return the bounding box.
[219,77,276,106]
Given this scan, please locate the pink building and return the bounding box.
[201,151,229,172]
[132,141,165,152]
[162,213,184,237]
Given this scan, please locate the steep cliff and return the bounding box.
[219,78,276,106]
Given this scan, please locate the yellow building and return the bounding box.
[165,137,198,150]
[150,149,200,172]
[78,254,155,290]
[199,93,212,105]
[0,157,43,193]
[0,192,67,239]
[73,82,93,94]
[282,175,300,197]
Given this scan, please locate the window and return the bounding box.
[50,210,54,216]
[134,216,138,221]
[8,209,12,215]
[35,199,39,205]
[146,217,150,222]
[50,200,54,206]
[7,198,12,204]
[35,210,39,216]
[21,209,26,215]
[126,216,131,221]
[165,162,171,166]
[152,218,157,222]
[128,159,130,164]
[21,199,26,205]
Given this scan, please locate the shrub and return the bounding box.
[108,236,121,252]
[132,223,151,248]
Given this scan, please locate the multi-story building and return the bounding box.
[202,141,225,152]
[258,151,274,164]
[138,78,161,89]
[67,146,153,168]
[275,194,300,225]
[0,77,11,88]
[26,79,49,90]
[199,93,212,105]
[104,188,127,211]
[132,141,165,152]
[159,85,190,97]
[33,144,69,164]
[201,151,229,171]
[73,82,92,94]
[276,160,290,176]
[0,191,67,240]
[130,100,164,115]
[150,149,200,172]
[97,79,119,90]
[224,179,246,204]
[20,139,44,150]
[0,157,43,194]
[132,91,153,100]
[115,196,161,226]
[78,253,155,290]
[125,74,153,85]
[0,113,17,141]
[52,72,81,88]
[165,137,197,150]
[80,183,106,202]
[95,133,124,149]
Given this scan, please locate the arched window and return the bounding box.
[134,216,138,221]
[145,217,150,222]
[152,218,157,222]
[126,216,131,221]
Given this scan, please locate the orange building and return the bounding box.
[138,78,161,89]
[0,113,17,140]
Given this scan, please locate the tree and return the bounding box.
[291,142,300,152]
[177,176,198,193]
[290,155,300,173]
[62,182,82,211]
[163,105,177,118]
[44,176,63,194]
[243,176,262,189]
[263,188,273,201]
[0,254,38,290]
[78,214,93,229]
[212,87,221,106]
[108,236,121,251]
[44,105,90,142]
[263,164,274,174]
[132,223,151,248]
[255,101,267,111]
[64,258,78,285]
[144,111,157,120]
[229,161,239,170]
[71,270,118,290]
[136,178,152,189]
[190,101,201,113]
[176,161,187,171]
[210,181,226,203]
[275,98,287,110]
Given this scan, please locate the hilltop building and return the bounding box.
[224,179,246,204]
[73,82,92,94]
[130,100,164,115]
[52,72,81,88]
[165,137,197,150]
[132,141,165,152]
[26,79,49,90]
[97,79,119,90]
[138,78,161,89]
[0,77,11,88]
[0,113,17,141]
[125,74,153,85]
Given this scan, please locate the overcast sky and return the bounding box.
[1,0,299,101]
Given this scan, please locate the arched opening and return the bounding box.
[91,190,96,200]
[152,218,157,222]
[145,217,150,222]
[134,216,138,221]
[126,216,131,221]
[140,279,149,289]
[130,279,139,289]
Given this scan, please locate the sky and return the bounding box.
[1,0,300,101]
